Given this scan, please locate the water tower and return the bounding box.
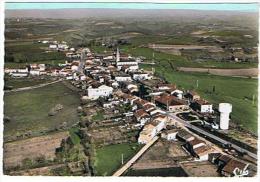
[219,103,232,130]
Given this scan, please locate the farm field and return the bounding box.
[3,131,69,169]
[102,44,258,69]
[177,67,258,77]
[5,41,66,64]
[4,82,80,140]
[5,77,52,89]
[94,143,142,176]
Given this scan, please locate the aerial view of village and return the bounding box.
[2,2,258,177]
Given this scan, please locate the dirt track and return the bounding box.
[177,67,259,77]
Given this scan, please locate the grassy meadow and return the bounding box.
[4,82,80,138]
[94,143,142,176]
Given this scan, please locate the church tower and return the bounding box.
[116,47,120,62]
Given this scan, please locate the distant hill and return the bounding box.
[5,8,257,20]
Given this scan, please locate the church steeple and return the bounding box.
[116,47,120,62]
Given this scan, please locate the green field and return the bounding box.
[5,41,66,65]
[146,64,258,134]
[5,77,50,89]
[94,143,142,176]
[4,82,80,138]
[125,167,188,177]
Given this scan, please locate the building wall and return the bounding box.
[201,105,213,113]
[167,132,178,140]
[133,74,150,81]
[87,87,113,98]
[169,105,189,112]
[115,77,132,82]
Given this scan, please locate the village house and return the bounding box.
[49,44,57,50]
[184,137,211,161]
[148,108,165,116]
[161,129,179,141]
[138,116,167,144]
[143,103,156,112]
[155,94,189,112]
[124,83,139,94]
[116,59,139,71]
[156,83,176,91]
[116,48,139,71]
[131,71,152,81]
[170,89,184,99]
[191,99,213,113]
[87,82,113,100]
[113,73,132,82]
[10,72,28,77]
[185,90,200,101]
[177,129,195,142]
[134,109,150,125]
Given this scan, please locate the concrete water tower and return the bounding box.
[219,103,232,130]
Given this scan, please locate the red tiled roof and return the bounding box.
[134,109,149,119]
[155,94,186,106]
[222,159,248,175]
[195,99,210,105]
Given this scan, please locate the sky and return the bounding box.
[5,2,259,12]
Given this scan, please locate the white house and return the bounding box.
[115,74,132,82]
[132,72,152,81]
[49,44,57,49]
[171,89,184,99]
[193,99,213,113]
[10,72,28,77]
[127,84,138,93]
[138,116,166,144]
[38,64,46,71]
[116,48,139,70]
[134,109,150,126]
[116,59,139,71]
[30,70,40,76]
[87,83,113,99]
[71,65,79,71]
[162,129,179,141]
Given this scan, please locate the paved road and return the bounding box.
[5,79,62,93]
[112,136,159,176]
[166,113,257,160]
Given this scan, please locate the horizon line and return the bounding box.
[5,2,259,12]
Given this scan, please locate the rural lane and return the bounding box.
[5,79,63,93]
